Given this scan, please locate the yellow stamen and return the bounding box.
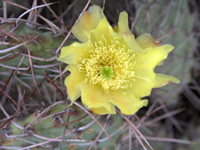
[78,34,135,92]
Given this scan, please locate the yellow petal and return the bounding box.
[79,82,109,107]
[90,103,116,115]
[143,44,174,66]
[132,44,174,81]
[118,11,146,54]
[79,82,116,114]
[108,89,148,115]
[57,42,90,65]
[89,18,126,49]
[72,5,106,42]
[131,54,155,82]
[154,73,180,88]
[128,78,155,99]
[64,64,85,102]
[90,18,111,42]
[118,11,130,33]
[136,33,162,49]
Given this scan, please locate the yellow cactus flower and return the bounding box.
[57,5,180,115]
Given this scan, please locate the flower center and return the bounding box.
[99,66,114,81]
[78,34,135,93]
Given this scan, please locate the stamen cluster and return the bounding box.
[78,34,135,92]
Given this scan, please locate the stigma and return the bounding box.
[100,66,114,81]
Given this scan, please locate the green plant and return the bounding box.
[0,0,198,150]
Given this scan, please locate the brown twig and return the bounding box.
[74,102,116,148]
[116,109,153,150]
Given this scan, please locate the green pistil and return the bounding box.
[99,66,114,81]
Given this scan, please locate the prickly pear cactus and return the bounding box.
[0,103,123,150]
[1,23,67,60]
[0,0,198,150]
[0,23,70,82]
